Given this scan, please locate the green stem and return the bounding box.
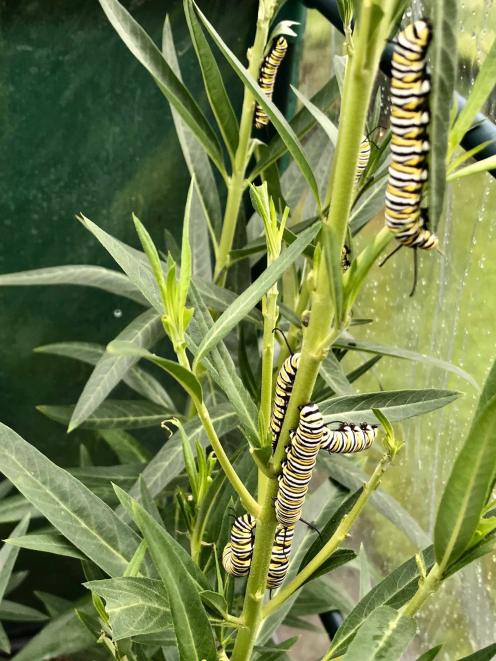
[230,497,278,661]
[176,340,259,517]
[264,452,392,616]
[260,286,279,446]
[214,2,276,284]
[400,562,443,618]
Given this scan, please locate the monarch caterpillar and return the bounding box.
[384,19,439,258]
[254,36,288,130]
[222,515,294,590]
[320,422,378,454]
[274,402,326,527]
[222,513,256,577]
[355,135,371,185]
[341,244,352,271]
[271,351,301,451]
[267,524,295,590]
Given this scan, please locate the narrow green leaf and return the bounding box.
[434,393,496,567]
[35,591,72,617]
[6,571,29,597]
[320,454,430,547]
[350,178,387,235]
[335,335,478,389]
[320,388,460,425]
[428,0,457,228]
[132,502,217,661]
[0,424,141,577]
[162,15,222,242]
[292,576,354,616]
[445,535,496,578]
[192,1,320,205]
[12,597,96,661]
[0,623,9,655]
[132,215,168,309]
[84,577,171,640]
[98,0,225,175]
[5,533,85,560]
[180,179,194,310]
[416,645,443,661]
[291,85,338,145]
[0,517,30,605]
[188,283,260,446]
[113,485,209,590]
[68,309,165,432]
[138,476,163,525]
[341,605,415,661]
[449,36,496,157]
[38,400,170,430]
[320,352,354,395]
[0,496,39,525]
[99,429,151,463]
[301,489,363,571]
[0,265,146,305]
[119,405,237,512]
[108,343,203,404]
[0,600,48,622]
[456,643,496,661]
[448,154,496,181]
[250,76,339,180]
[78,215,261,323]
[302,549,356,585]
[330,548,435,657]
[183,0,238,159]
[194,222,321,366]
[36,342,174,410]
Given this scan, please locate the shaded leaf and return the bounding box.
[428,0,457,228]
[162,16,222,241]
[456,643,496,661]
[36,342,174,410]
[341,605,415,661]
[69,309,165,431]
[98,0,225,174]
[5,532,85,560]
[320,454,430,547]
[0,601,48,622]
[416,644,444,661]
[320,352,354,395]
[0,424,141,577]
[183,1,238,159]
[335,336,478,389]
[84,577,171,640]
[320,388,460,425]
[434,393,496,566]
[0,517,30,606]
[192,1,320,204]
[330,547,435,657]
[132,501,216,661]
[0,265,147,305]
[38,400,170,430]
[194,223,321,366]
[99,429,151,463]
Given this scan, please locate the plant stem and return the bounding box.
[263,452,392,616]
[176,339,259,516]
[400,562,443,618]
[230,3,398,657]
[230,498,278,661]
[214,2,276,284]
[260,285,279,446]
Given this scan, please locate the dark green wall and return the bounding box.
[0,0,257,465]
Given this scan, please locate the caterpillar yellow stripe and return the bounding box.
[385,19,439,251]
[255,36,288,130]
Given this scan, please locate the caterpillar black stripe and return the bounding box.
[267,524,295,589]
[385,19,439,252]
[271,352,300,452]
[222,514,294,589]
[356,135,371,185]
[320,423,377,453]
[222,513,255,577]
[274,403,326,527]
[255,36,288,130]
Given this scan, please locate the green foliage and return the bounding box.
[0,0,494,659]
